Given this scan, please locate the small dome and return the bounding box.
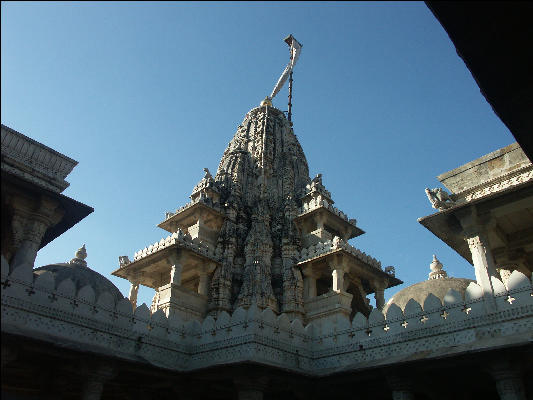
[384,256,474,312]
[34,245,124,303]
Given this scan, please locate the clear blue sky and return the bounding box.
[2,2,515,307]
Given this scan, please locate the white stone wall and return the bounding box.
[2,255,532,376]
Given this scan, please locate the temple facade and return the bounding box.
[1,108,532,400]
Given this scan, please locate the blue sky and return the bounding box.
[2,2,515,307]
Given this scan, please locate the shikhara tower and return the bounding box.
[113,100,401,323]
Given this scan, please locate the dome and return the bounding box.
[384,255,474,312]
[34,245,124,303]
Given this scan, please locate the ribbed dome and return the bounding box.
[384,256,474,312]
[384,277,474,312]
[34,245,124,303]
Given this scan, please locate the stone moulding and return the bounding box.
[2,256,532,375]
[1,124,78,193]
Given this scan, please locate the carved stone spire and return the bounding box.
[207,106,310,315]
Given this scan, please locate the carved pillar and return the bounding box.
[234,376,269,400]
[81,364,115,400]
[466,232,498,303]
[9,194,63,269]
[303,270,317,299]
[387,374,414,400]
[128,280,140,308]
[458,209,498,305]
[1,343,17,368]
[374,286,386,310]
[331,267,345,293]
[489,362,526,400]
[169,253,183,286]
[198,272,209,296]
[391,390,415,400]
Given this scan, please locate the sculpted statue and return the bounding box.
[425,187,455,210]
[119,255,131,268]
[203,168,212,180]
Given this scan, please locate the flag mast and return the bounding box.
[285,34,295,124]
[266,34,302,123]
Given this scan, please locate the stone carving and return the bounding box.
[425,187,455,210]
[428,255,447,280]
[463,168,533,202]
[385,266,396,277]
[70,244,88,267]
[118,255,131,268]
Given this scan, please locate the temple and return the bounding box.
[112,104,401,325]
[2,102,532,399]
[1,24,533,399]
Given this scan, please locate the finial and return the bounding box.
[203,167,212,179]
[260,97,272,107]
[428,254,447,280]
[70,244,88,266]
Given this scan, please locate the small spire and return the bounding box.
[428,254,447,280]
[70,244,88,267]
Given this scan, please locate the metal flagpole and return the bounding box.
[285,35,294,125]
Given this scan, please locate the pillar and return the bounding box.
[490,362,526,400]
[372,279,387,310]
[332,267,345,293]
[128,280,140,308]
[10,195,63,269]
[303,270,317,299]
[458,209,498,306]
[387,374,414,400]
[169,253,182,286]
[467,233,498,293]
[392,390,415,400]
[374,287,386,310]
[234,376,269,400]
[81,364,115,400]
[198,272,209,296]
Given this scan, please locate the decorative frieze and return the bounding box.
[463,167,532,202]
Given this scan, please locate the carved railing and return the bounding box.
[164,195,223,221]
[299,198,356,226]
[299,239,381,270]
[132,229,219,262]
